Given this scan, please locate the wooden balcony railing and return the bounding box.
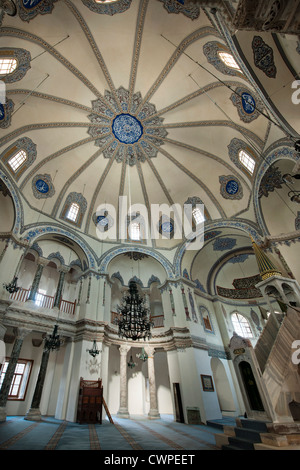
[111,311,164,328]
[9,288,76,315]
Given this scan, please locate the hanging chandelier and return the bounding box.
[3,276,20,294]
[116,281,153,341]
[44,325,63,352]
[87,340,101,358]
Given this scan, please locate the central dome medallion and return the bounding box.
[87,86,168,166]
[112,113,143,144]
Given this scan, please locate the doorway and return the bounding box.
[239,361,264,412]
[173,383,184,423]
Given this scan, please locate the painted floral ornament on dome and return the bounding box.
[88,86,168,166]
[81,0,132,16]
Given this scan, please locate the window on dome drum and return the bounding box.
[218,52,241,71]
[231,313,253,338]
[239,150,256,174]
[66,202,80,223]
[0,359,33,400]
[0,57,17,75]
[192,207,205,224]
[8,149,27,172]
[129,222,141,241]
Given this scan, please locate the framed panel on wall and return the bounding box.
[201,374,214,392]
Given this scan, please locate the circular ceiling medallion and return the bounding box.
[112,113,143,144]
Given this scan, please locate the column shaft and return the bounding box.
[28,264,44,302]
[146,347,160,419]
[0,328,30,421]
[54,270,66,308]
[118,345,130,418]
[25,348,50,421]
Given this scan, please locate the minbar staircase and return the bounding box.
[209,417,300,450]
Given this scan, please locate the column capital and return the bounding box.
[58,266,70,274]
[13,327,31,340]
[119,344,131,355]
[37,257,49,267]
[145,345,155,357]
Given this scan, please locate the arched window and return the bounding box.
[129,221,141,241]
[60,192,87,228]
[0,48,31,84]
[218,52,241,72]
[66,202,80,223]
[231,313,253,338]
[1,138,37,180]
[0,57,18,76]
[238,150,256,174]
[8,149,27,172]
[228,138,257,179]
[192,207,205,225]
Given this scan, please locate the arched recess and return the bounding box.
[210,357,236,414]
[0,177,15,233]
[174,220,261,279]
[20,224,96,270]
[0,170,24,235]
[99,245,174,279]
[253,145,298,237]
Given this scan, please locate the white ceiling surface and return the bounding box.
[0,0,282,253]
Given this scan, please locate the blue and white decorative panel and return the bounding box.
[252,36,277,78]
[81,0,132,16]
[88,86,167,166]
[92,211,114,231]
[112,114,143,144]
[0,48,31,83]
[18,0,58,22]
[193,279,206,293]
[47,251,65,266]
[230,87,263,123]
[32,174,55,199]
[203,41,243,77]
[213,237,237,251]
[228,254,249,264]
[0,99,14,128]
[183,268,189,279]
[158,215,174,238]
[159,0,200,19]
[219,175,243,200]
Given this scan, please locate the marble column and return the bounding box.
[117,344,130,418]
[53,268,67,309]
[0,324,6,365]
[0,328,31,422]
[27,258,47,302]
[25,347,50,421]
[145,346,160,419]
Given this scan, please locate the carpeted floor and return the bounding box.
[0,414,225,452]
